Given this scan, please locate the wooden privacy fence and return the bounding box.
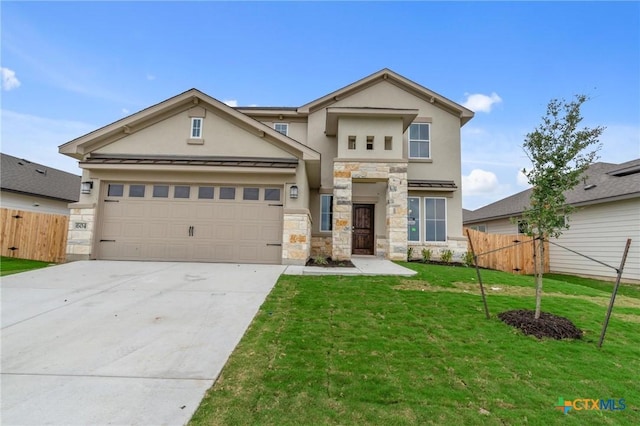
[0,208,69,263]
[464,228,549,275]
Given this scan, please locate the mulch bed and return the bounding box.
[498,309,583,340]
[306,257,355,268]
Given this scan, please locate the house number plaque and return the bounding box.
[75,222,87,229]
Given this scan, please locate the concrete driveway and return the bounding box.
[1,261,284,425]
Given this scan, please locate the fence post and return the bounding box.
[598,238,632,348]
[466,229,490,319]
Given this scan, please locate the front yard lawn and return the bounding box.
[0,256,52,276]
[190,263,640,425]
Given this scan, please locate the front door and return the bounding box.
[352,204,374,255]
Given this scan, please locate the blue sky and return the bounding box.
[2,1,638,210]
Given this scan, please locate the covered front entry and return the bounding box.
[97,182,283,264]
[352,204,374,255]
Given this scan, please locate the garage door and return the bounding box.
[97,183,283,264]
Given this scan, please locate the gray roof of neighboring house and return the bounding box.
[464,159,640,223]
[1,153,81,202]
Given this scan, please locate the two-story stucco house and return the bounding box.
[59,69,474,265]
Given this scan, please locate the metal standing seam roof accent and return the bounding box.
[1,153,81,202]
[81,155,299,168]
[408,179,458,189]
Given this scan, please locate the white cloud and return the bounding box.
[462,169,499,195]
[462,92,502,113]
[146,74,155,81]
[1,67,21,91]
[121,108,130,114]
[223,99,238,107]
[1,109,95,174]
[517,169,531,187]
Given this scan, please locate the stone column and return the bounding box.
[386,165,408,261]
[282,211,311,265]
[66,204,96,261]
[332,162,353,261]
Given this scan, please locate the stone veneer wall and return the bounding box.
[282,211,312,265]
[376,237,388,257]
[310,236,332,258]
[66,205,96,261]
[407,238,469,263]
[332,161,408,261]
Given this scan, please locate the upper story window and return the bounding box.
[409,123,430,159]
[191,118,203,138]
[274,123,289,136]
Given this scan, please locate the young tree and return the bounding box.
[521,95,604,319]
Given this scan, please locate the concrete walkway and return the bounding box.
[1,261,284,426]
[284,256,416,276]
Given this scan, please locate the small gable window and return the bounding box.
[274,123,289,136]
[191,118,203,138]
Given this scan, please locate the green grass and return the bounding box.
[190,263,640,425]
[0,256,53,276]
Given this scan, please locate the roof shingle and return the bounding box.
[1,153,81,202]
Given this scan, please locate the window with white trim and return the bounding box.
[320,194,333,232]
[191,117,203,138]
[469,224,487,233]
[425,198,446,242]
[274,123,289,136]
[409,123,430,159]
[408,197,420,241]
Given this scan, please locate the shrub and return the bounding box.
[407,247,414,260]
[440,249,453,264]
[463,251,475,267]
[421,248,432,263]
[312,255,328,265]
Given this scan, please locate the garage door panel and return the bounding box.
[101,221,123,238]
[193,205,214,219]
[214,205,237,220]
[169,204,192,219]
[239,224,260,241]
[214,225,235,240]
[98,184,283,263]
[147,222,170,238]
[260,225,282,241]
[124,203,146,218]
[213,245,236,262]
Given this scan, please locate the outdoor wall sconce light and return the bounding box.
[289,185,299,199]
[81,181,93,194]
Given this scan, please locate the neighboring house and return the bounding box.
[464,160,640,282]
[1,153,81,215]
[59,69,474,264]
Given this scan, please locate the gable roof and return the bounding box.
[298,68,474,125]
[1,153,81,202]
[59,89,320,162]
[464,159,640,223]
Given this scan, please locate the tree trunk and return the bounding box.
[534,235,544,319]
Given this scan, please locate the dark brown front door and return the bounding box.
[352,204,374,255]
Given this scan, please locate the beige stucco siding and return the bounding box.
[307,79,463,185]
[549,199,640,281]
[94,108,297,159]
[336,117,404,160]
[316,80,464,240]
